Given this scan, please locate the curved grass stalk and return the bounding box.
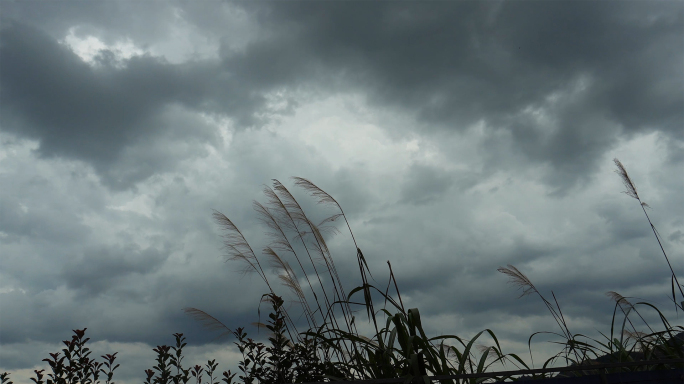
[271,179,363,371]
[271,180,352,327]
[613,158,683,311]
[494,159,684,377]
[183,178,548,382]
[497,264,583,366]
[253,199,317,331]
[293,177,380,336]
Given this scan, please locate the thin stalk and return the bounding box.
[613,159,683,307]
[292,177,378,335]
[272,180,358,369]
[263,187,330,325]
[254,199,317,331]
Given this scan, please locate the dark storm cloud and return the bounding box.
[3,1,681,191]
[0,20,283,189]
[233,1,683,191]
[1,3,682,382]
[60,243,170,299]
[0,0,179,44]
[0,21,213,185]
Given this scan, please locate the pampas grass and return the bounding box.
[3,159,682,384]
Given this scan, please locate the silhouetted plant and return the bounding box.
[169,333,191,384]
[182,178,528,384]
[0,372,13,384]
[30,328,111,384]
[613,158,683,311]
[3,161,682,384]
[498,159,684,379]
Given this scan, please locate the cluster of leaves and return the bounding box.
[0,328,235,384]
[0,294,347,384]
[9,328,119,384]
[228,294,345,384]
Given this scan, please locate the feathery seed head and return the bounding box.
[497,264,538,298]
[613,158,639,200]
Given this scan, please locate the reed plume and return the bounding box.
[270,180,354,338]
[261,186,327,325]
[498,264,580,365]
[272,179,366,370]
[497,265,538,298]
[253,200,316,329]
[293,177,379,335]
[212,210,271,290]
[613,158,683,310]
[606,291,634,311]
[182,307,234,343]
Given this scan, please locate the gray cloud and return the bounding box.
[3,1,682,192]
[0,21,217,187]
[60,243,171,299]
[1,2,683,384]
[0,17,297,189]
[235,1,683,191]
[400,163,455,205]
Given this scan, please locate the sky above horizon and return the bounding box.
[1,1,683,383]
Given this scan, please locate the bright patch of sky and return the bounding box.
[60,27,145,66]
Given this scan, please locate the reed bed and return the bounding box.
[2,159,682,384]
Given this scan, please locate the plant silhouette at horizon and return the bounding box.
[2,160,682,384]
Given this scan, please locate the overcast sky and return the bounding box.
[1,1,683,383]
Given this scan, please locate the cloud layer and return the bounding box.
[1,2,682,383]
